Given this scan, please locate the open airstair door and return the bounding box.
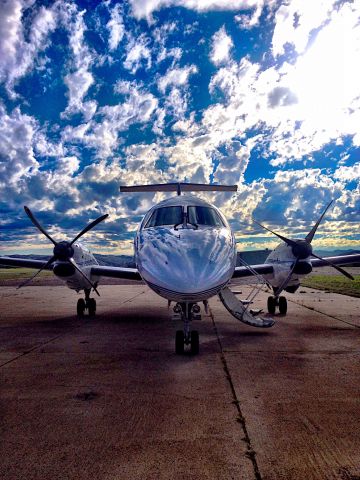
[219,287,275,328]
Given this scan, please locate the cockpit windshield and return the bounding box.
[188,206,224,227]
[145,205,224,228]
[145,206,183,228]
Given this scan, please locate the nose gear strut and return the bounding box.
[173,302,200,355]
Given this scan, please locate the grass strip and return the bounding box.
[0,268,53,280]
[301,274,360,298]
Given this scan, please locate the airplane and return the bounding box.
[1,183,359,355]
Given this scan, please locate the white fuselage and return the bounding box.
[135,195,237,302]
[264,243,312,291]
[53,243,99,291]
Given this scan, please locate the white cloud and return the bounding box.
[333,163,360,183]
[172,112,196,133]
[213,139,258,185]
[152,21,182,64]
[235,3,263,30]
[34,130,65,158]
[0,105,39,184]
[123,33,152,74]
[106,4,124,50]
[63,68,94,116]
[210,26,233,66]
[0,1,57,95]
[0,0,23,84]
[164,87,189,119]
[163,135,216,183]
[60,4,96,118]
[158,64,197,93]
[114,79,137,95]
[156,65,198,124]
[57,156,80,176]
[100,91,158,125]
[271,0,338,57]
[62,83,159,158]
[205,1,360,167]
[129,0,264,21]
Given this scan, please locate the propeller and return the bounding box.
[254,200,354,295]
[19,206,108,293]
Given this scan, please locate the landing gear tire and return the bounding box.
[190,330,199,355]
[279,296,287,315]
[88,298,96,316]
[175,330,184,355]
[77,298,86,317]
[267,296,276,315]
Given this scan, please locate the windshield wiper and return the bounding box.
[186,214,198,230]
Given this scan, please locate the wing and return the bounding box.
[232,253,360,279]
[232,263,274,278]
[0,256,53,270]
[90,265,142,281]
[0,256,142,281]
[310,253,360,268]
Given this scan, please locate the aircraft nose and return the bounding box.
[138,228,235,298]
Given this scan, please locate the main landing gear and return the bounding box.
[267,295,287,315]
[77,289,96,317]
[173,302,201,355]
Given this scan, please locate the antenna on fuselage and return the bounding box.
[120,183,238,195]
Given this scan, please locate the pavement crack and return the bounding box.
[122,290,147,304]
[0,330,76,368]
[210,308,262,480]
[288,298,360,328]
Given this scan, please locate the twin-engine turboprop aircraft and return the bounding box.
[1,183,359,355]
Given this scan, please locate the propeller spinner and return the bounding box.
[18,207,108,292]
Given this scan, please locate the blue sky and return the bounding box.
[0,0,359,255]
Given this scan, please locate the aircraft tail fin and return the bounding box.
[120,183,237,196]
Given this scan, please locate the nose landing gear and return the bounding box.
[267,295,287,315]
[77,289,97,317]
[174,303,200,355]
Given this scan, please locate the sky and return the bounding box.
[0,0,359,256]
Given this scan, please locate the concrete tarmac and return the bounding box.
[0,285,359,480]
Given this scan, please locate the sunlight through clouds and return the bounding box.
[285,2,360,133]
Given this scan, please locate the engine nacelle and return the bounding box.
[293,261,312,275]
[53,262,75,277]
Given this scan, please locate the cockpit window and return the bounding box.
[145,206,183,228]
[188,206,224,227]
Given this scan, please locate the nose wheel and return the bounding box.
[77,289,96,317]
[267,296,287,315]
[175,330,199,355]
[174,302,201,355]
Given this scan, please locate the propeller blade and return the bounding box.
[311,253,354,280]
[274,259,299,296]
[70,214,109,246]
[17,256,56,289]
[68,258,100,296]
[24,206,57,245]
[253,220,298,247]
[305,200,333,243]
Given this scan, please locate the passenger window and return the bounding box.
[145,206,183,227]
